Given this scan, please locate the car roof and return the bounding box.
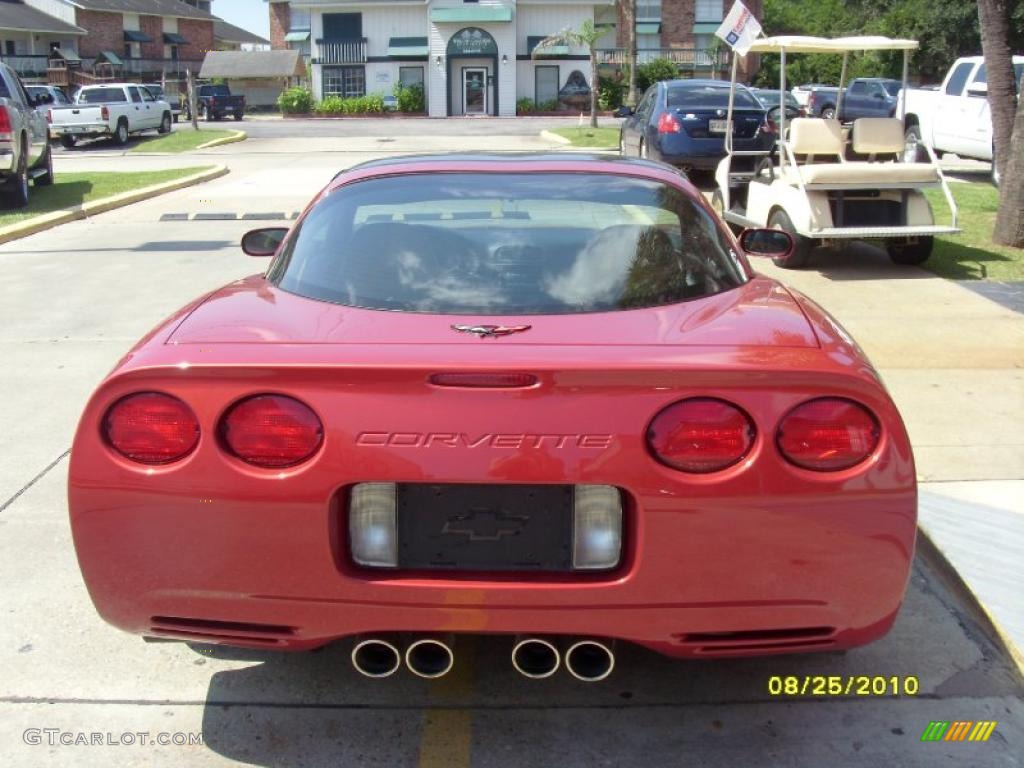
[330,153,690,191]
[663,78,735,88]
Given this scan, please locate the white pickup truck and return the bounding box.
[901,55,1024,182]
[48,83,172,148]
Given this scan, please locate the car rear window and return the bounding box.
[202,85,231,96]
[270,172,747,315]
[78,88,127,103]
[667,85,761,109]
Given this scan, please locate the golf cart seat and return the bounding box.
[781,117,940,186]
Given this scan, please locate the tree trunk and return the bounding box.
[994,87,1024,245]
[624,0,638,106]
[977,0,1023,246]
[590,50,599,128]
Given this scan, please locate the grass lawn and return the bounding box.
[0,167,213,228]
[129,129,239,153]
[925,182,1024,281]
[550,125,621,148]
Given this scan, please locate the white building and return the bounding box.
[271,0,617,117]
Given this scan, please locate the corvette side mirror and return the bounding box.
[241,227,288,256]
[739,228,794,259]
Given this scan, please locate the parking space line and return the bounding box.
[417,638,475,768]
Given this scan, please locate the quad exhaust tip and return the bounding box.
[564,640,615,682]
[511,638,561,679]
[351,638,402,678]
[405,638,455,679]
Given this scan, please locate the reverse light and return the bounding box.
[572,485,622,570]
[103,392,200,464]
[776,398,880,471]
[350,483,398,567]
[647,398,755,473]
[657,112,681,134]
[220,394,323,468]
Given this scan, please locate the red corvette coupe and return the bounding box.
[69,154,916,682]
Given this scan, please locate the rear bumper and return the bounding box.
[51,124,110,137]
[70,441,916,659]
[656,135,772,170]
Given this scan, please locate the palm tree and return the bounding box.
[977,0,1023,246]
[622,0,638,107]
[533,20,604,128]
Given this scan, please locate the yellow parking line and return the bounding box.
[417,637,475,768]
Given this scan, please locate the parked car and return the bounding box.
[900,55,1024,184]
[749,87,804,119]
[0,62,53,208]
[791,83,832,107]
[69,154,917,676]
[618,79,773,174]
[24,84,70,111]
[48,83,172,148]
[142,83,182,123]
[804,78,902,120]
[186,83,245,122]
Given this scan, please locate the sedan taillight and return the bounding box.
[647,398,755,473]
[657,112,681,134]
[103,392,200,464]
[776,398,880,471]
[220,395,323,468]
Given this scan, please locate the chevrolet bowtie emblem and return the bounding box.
[442,509,529,541]
[451,324,532,338]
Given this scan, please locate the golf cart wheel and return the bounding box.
[767,209,812,269]
[887,236,933,266]
[903,125,927,163]
[60,135,77,149]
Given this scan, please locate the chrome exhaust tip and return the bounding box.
[351,638,402,678]
[405,638,454,679]
[511,637,560,679]
[564,640,615,682]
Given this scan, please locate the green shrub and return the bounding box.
[537,99,560,111]
[598,75,625,110]
[517,97,535,113]
[277,86,314,114]
[394,83,425,113]
[637,59,680,92]
[314,93,385,115]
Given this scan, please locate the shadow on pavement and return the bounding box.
[195,548,1023,767]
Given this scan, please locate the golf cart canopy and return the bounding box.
[746,36,919,54]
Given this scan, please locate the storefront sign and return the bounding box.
[447,27,498,56]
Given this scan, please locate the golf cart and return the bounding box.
[712,36,960,268]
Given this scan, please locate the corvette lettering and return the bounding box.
[355,432,613,449]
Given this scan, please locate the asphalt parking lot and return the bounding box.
[2,123,1022,767]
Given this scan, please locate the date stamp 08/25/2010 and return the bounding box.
[767,675,920,697]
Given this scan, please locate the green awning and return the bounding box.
[430,6,512,23]
[284,31,310,42]
[693,22,722,34]
[527,36,569,56]
[163,32,188,45]
[123,29,152,43]
[636,23,661,34]
[387,37,429,57]
[99,50,123,65]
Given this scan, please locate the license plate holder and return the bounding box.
[396,484,573,571]
[709,119,729,133]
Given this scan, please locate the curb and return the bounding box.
[916,525,1024,676]
[0,164,229,245]
[540,130,571,145]
[195,130,247,150]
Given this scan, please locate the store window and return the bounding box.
[399,66,424,89]
[535,66,559,105]
[323,66,366,98]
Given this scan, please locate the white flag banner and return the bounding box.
[714,1,763,56]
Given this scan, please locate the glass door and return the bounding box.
[463,68,487,115]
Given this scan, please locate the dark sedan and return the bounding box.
[619,79,773,173]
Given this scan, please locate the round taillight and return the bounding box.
[103,392,200,464]
[647,398,755,473]
[220,395,323,468]
[776,397,880,471]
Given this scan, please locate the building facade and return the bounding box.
[268,0,749,116]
